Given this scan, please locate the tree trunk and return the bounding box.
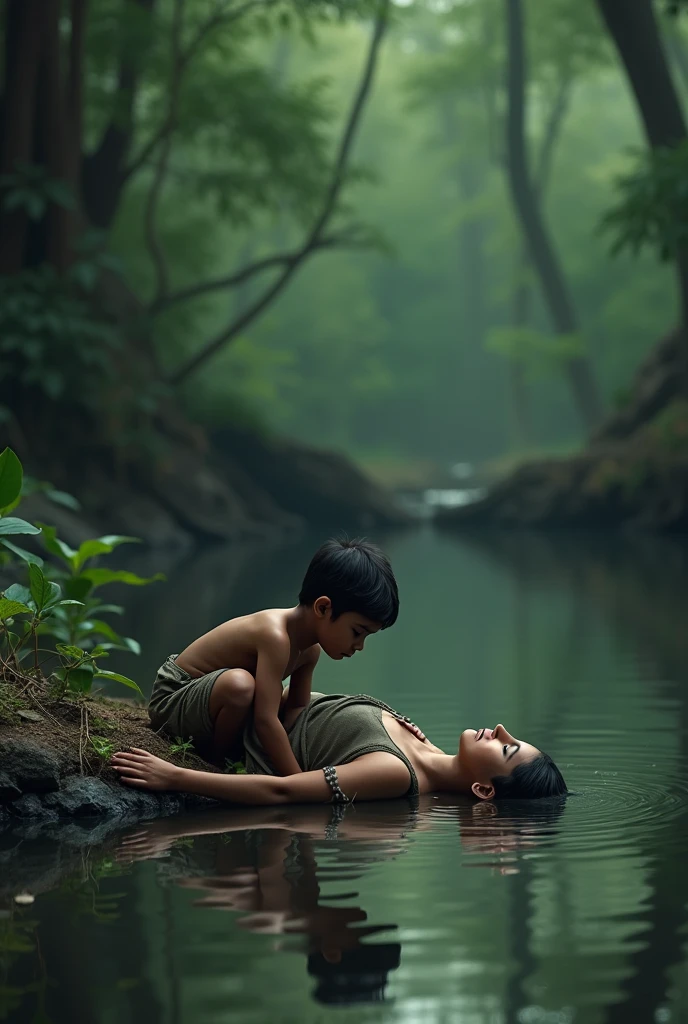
[39,2,72,272]
[504,0,603,431]
[81,0,157,229]
[0,0,44,273]
[596,0,688,394]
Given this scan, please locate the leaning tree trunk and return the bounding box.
[596,0,688,395]
[504,0,603,431]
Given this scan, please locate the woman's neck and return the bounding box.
[418,750,475,796]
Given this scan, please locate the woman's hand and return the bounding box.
[112,748,181,791]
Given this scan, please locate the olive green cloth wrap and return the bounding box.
[243,692,420,797]
[148,655,226,757]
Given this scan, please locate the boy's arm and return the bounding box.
[254,636,303,777]
[284,645,320,712]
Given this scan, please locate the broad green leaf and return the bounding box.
[81,568,165,589]
[88,645,109,659]
[0,539,43,565]
[65,664,95,693]
[0,598,32,618]
[73,535,140,572]
[36,523,76,566]
[0,447,22,512]
[0,517,41,536]
[94,670,143,696]
[121,636,141,656]
[56,643,86,660]
[45,488,81,511]
[29,562,60,612]
[3,583,34,608]
[56,599,84,607]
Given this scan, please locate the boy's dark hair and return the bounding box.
[491,752,568,800]
[299,538,399,628]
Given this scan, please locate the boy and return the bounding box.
[148,538,399,775]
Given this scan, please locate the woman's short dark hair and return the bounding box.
[491,752,568,800]
[299,538,399,628]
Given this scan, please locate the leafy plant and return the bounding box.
[90,735,115,760]
[0,447,163,698]
[224,759,247,775]
[601,142,688,262]
[169,736,195,762]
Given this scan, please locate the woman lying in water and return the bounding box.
[113,692,567,803]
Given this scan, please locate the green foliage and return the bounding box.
[225,759,247,775]
[486,326,586,375]
[0,448,162,698]
[601,142,688,262]
[169,736,195,762]
[0,161,75,221]
[0,266,120,403]
[90,735,115,759]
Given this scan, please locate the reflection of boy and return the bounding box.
[148,538,399,775]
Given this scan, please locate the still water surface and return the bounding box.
[4,527,688,1023]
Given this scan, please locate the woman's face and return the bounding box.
[458,724,540,800]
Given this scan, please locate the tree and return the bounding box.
[503,0,603,431]
[0,0,390,435]
[596,0,688,394]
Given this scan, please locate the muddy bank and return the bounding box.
[0,694,221,832]
[436,448,688,531]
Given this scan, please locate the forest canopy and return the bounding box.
[1,0,687,475]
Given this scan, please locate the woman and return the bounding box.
[113,691,567,803]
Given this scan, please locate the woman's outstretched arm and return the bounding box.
[111,748,410,804]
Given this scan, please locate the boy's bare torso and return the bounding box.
[175,608,313,680]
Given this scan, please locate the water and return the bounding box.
[4,526,688,1023]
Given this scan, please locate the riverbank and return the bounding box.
[0,690,221,831]
[437,336,688,532]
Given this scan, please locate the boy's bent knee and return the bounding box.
[211,669,255,713]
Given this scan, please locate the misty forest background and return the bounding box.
[2,0,688,526]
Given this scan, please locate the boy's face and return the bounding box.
[313,599,382,660]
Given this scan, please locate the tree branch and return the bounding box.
[150,227,372,314]
[167,0,391,386]
[122,0,279,185]
[144,0,184,306]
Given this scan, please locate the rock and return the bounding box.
[0,739,62,797]
[9,793,59,821]
[0,771,21,802]
[213,424,408,530]
[80,469,195,550]
[17,710,44,723]
[146,448,268,541]
[44,776,125,817]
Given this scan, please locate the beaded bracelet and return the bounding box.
[323,765,350,804]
